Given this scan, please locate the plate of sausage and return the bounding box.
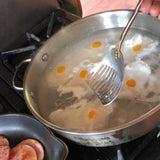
[0,113,68,160]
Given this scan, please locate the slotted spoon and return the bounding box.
[86,0,144,106]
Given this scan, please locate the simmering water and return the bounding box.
[37,28,160,132]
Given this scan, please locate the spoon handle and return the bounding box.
[114,0,144,59]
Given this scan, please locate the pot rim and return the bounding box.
[23,9,160,136]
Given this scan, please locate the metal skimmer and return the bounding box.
[86,0,144,106]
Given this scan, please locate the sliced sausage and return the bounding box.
[0,145,10,160]
[0,135,9,146]
[10,144,37,160]
[20,139,44,160]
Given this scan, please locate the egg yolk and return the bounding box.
[79,70,88,78]
[88,110,98,119]
[126,79,136,87]
[56,66,65,74]
[91,41,102,48]
[132,44,142,51]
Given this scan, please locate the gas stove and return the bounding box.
[0,9,73,114]
[1,8,160,160]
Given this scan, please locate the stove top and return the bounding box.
[1,9,160,160]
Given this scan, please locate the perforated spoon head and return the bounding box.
[86,47,124,106]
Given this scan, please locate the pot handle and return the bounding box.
[12,59,31,91]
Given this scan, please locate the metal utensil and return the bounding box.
[86,46,124,105]
[86,0,144,106]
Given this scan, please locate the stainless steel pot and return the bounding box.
[13,10,160,147]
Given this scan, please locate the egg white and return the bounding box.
[119,59,151,99]
[121,33,158,61]
[49,98,113,131]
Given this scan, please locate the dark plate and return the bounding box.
[0,113,68,160]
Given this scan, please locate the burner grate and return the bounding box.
[1,10,72,76]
